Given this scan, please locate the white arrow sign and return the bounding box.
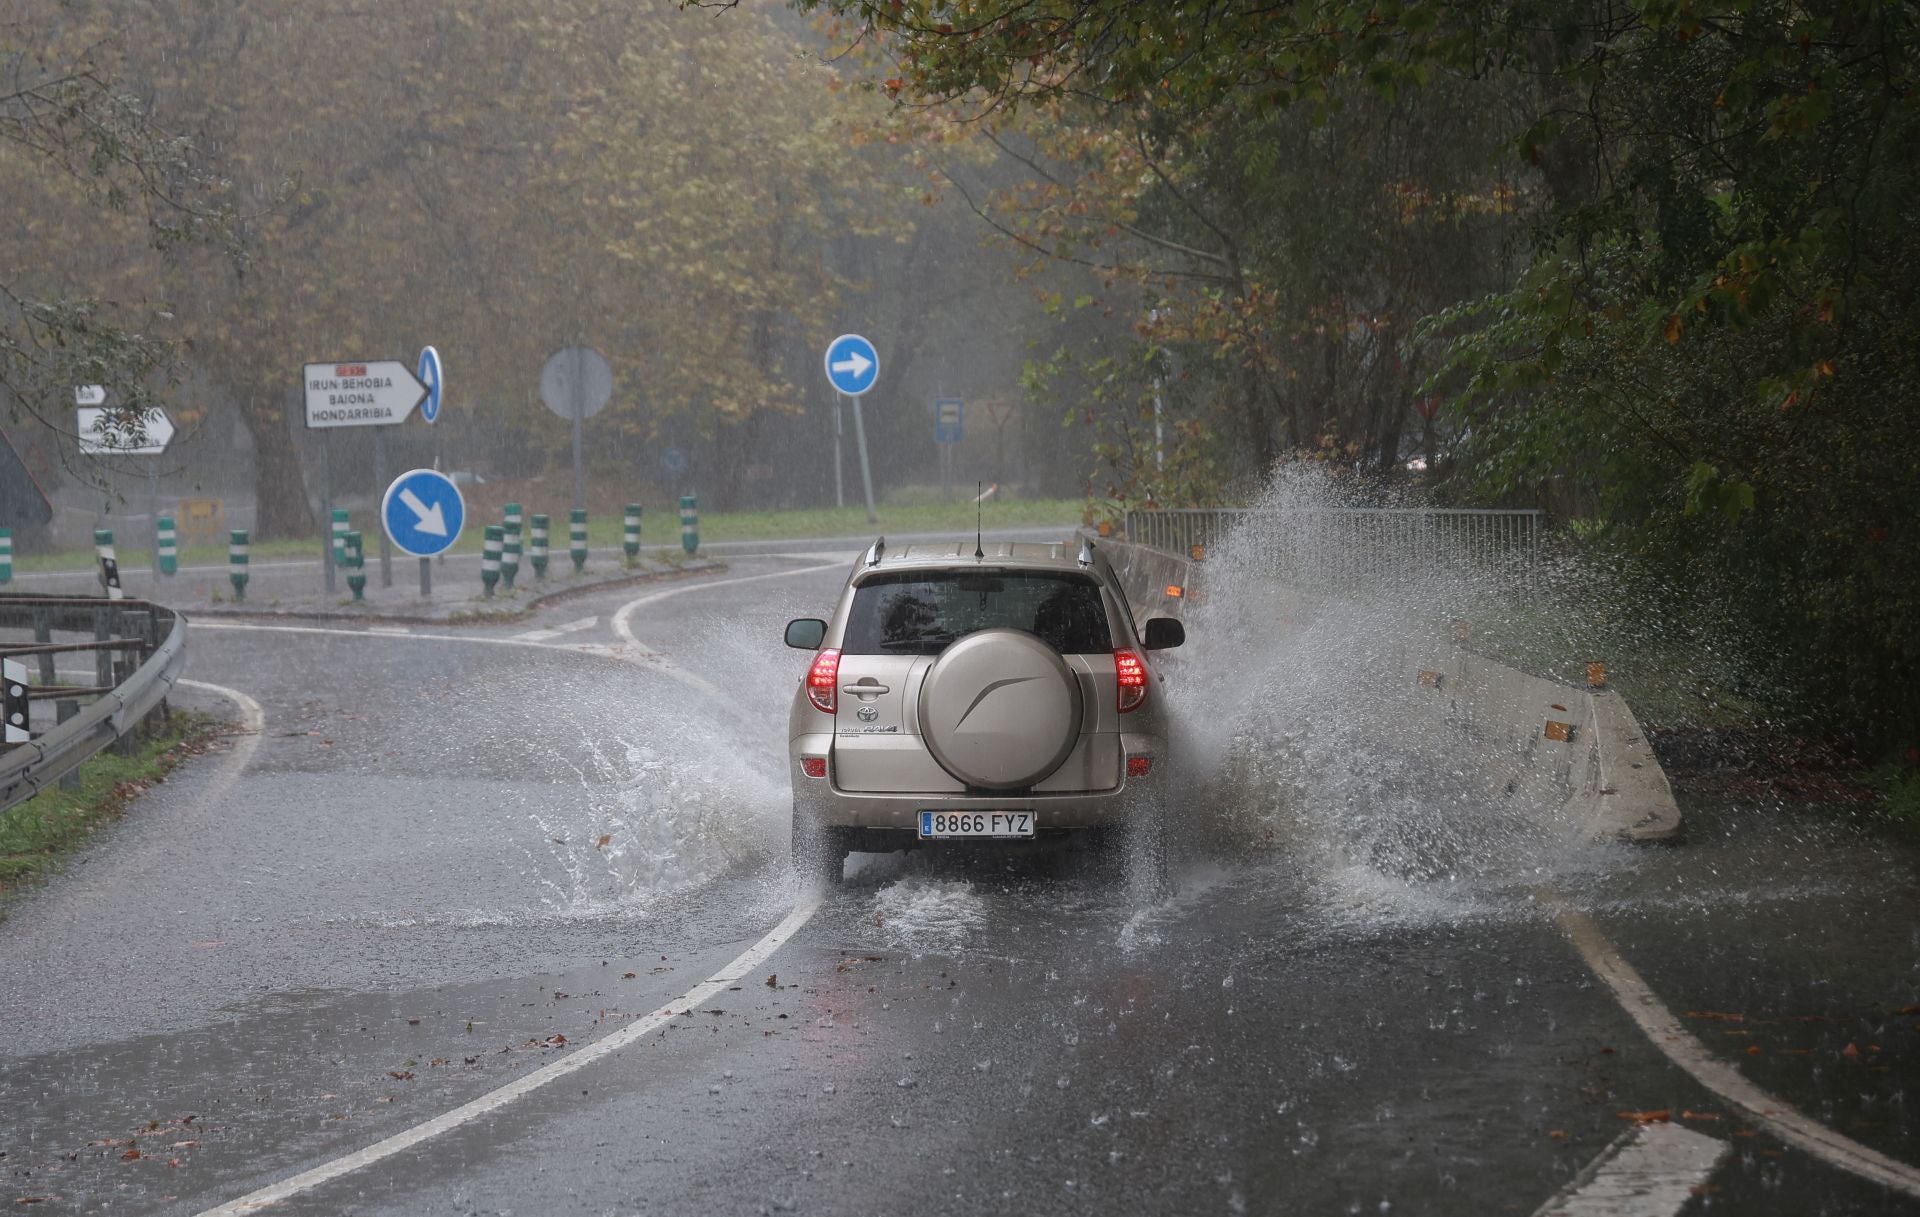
[398,487,448,536]
[303,360,429,429]
[76,406,175,456]
[830,350,873,380]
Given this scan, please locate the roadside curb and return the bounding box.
[179,560,727,627]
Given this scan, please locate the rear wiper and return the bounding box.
[878,633,955,651]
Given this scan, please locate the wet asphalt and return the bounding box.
[2,554,1917,1215]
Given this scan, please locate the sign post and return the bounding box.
[539,346,613,513]
[380,468,465,599]
[77,392,176,580]
[823,334,880,524]
[304,359,428,593]
[933,398,963,500]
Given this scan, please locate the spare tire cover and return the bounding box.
[919,629,1082,790]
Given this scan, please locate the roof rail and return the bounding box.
[865,536,886,567]
[1077,537,1096,568]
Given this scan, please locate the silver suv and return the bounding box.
[784,536,1185,883]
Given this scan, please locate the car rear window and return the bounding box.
[842,570,1113,656]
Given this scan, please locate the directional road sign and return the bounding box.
[77,406,175,455]
[304,361,429,429]
[540,346,613,421]
[381,468,466,558]
[661,446,689,476]
[824,333,879,397]
[74,385,107,407]
[934,398,964,444]
[418,345,444,424]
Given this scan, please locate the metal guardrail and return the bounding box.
[0,594,188,814]
[1124,506,1543,584]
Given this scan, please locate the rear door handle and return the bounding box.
[843,683,890,696]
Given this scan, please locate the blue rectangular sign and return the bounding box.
[933,398,964,444]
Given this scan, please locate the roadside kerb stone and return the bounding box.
[1092,530,1682,844]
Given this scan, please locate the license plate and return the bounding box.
[917,810,1035,840]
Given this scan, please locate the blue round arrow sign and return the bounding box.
[823,333,879,397]
[381,468,465,557]
[417,345,444,424]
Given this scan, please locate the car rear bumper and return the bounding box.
[790,731,1164,830]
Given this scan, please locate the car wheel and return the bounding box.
[1132,805,1173,898]
[791,807,846,887]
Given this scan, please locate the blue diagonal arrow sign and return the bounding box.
[381,468,465,557]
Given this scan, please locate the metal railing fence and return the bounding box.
[1124,507,1542,585]
[0,593,187,813]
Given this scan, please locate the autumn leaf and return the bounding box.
[595,834,611,849]
[1664,315,1683,344]
[1616,1109,1671,1124]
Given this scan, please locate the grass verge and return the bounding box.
[0,711,224,897]
[12,499,1085,572]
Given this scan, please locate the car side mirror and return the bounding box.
[1143,617,1185,650]
[785,618,828,650]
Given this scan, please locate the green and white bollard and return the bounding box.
[94,528,123,599]
[679,494,699,556]
[623,503,642,566]
[481,525,503,597]
[501,520,522,590]
[0,528,11,585]
[156,515,177,576]
[530,513,550,580]
[344,530,366,601]
[504,502,523,534]
[569,509,588,573]
[229,529,250,601]
[331,508,350,568]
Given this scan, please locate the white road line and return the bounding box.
[366,625,412,635]
[609,562,841,651]
[193,621,596,655]
[174,679,264,809]
[511,615,598,642]
[1554,903,1920,1199]
[1533,1122,1727,1217]
[193,896,823,1216]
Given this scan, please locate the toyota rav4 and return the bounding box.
[784,536,1184,884]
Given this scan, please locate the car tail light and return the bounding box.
[806,648,841,714]
[1114,649,1147,713]
[800,756,827,779]
[1126,755,1153,777]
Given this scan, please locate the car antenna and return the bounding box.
[974,482,985,560]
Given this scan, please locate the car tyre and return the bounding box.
[1132,804,1173,899]
[791,807,846,887]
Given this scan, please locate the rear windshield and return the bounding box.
[842,570,1113,656]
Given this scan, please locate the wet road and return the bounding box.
[3,554,1918,1215]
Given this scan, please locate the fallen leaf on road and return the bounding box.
[387,1071,414,1081]
[1896,1004,1920,1016]
[120,1149,141,1161]
[1547,1130,1568,1140]
[596,834,611,849]
[1616,1110,1671,1124]
[1746,1045,1762,1055]
[1681,1111,1721,1121]
[766,974,778,988]
[1843,1043,1860,1058]
[1686,1011,1745,1022]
